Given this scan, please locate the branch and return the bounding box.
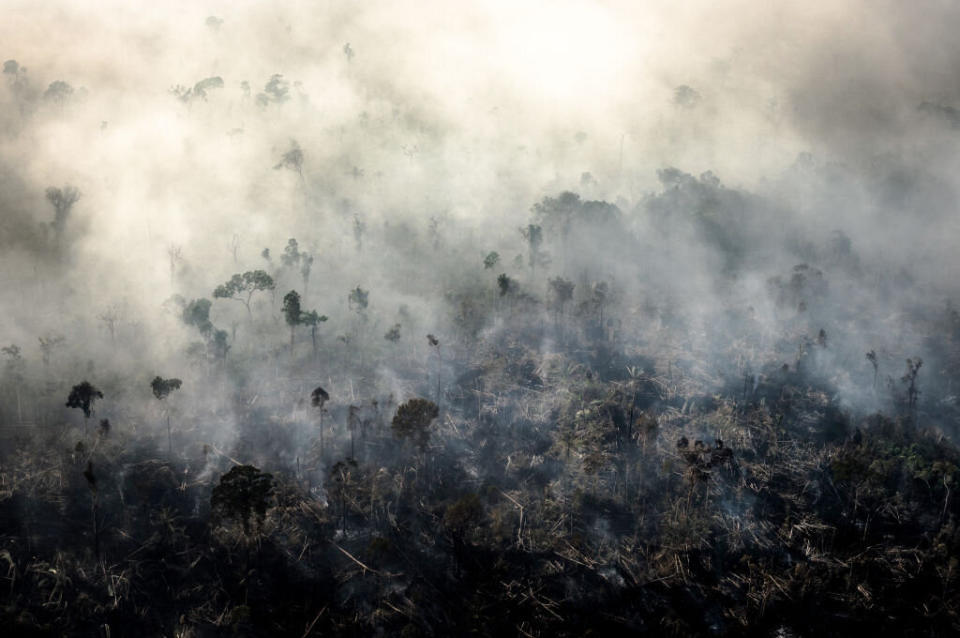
[332,542,378,574]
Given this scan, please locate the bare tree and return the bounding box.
[167,244,183,283]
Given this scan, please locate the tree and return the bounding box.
[348,405,361,458]
[519,224,545,274]
[348,287,370,359]
[311,386,330,458]
[213,270,275,318]
[45,185,80,248]
[43,80,73,104]
[866,350,879,389]
[167,244,183,283]
[181,298,214,336]
[211,465,274,535]
[427,335,441,406]
[151,376,182,455]
[348,286,369,313]
[282,290,302,357]
[300,310,328,357]
[82,461,101,560]
[443,493,484,558]
[497,274,514,297]
[483,251,500,270]
[497,273,516,315]
[97,304,121,344]
[274,141,304,176]
[2,345,25,425]
[3,59,27,98]
[384,324,401,343]
[353,215,365,251]
[549,277,574,318]
[281,238,301,268]
[300,253,314,301]
[901,358,923,424]
[391,398,438,453]
[590,281,610,327]
[38,334,64,369]
[328,458,360,532]
[66,381,103,436]
[256,74,289,106]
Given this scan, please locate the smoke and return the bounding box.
[2,0,960,446]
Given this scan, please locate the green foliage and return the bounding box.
[300,310,328,328]
[43,80,73,103]
[210,465,274,534]
[181,298,213,336]
[214,270,275,299]
[391,398,438,452]
[483,251,499,270]
[348,286,369,311]
[282,290,302,327]
[213,270,275,314]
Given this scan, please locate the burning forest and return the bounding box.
[2,1,960,636]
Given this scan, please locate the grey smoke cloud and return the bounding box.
[2,0,960,429]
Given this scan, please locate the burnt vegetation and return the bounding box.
[3,174,960,637]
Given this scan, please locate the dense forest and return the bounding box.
[3,2,960,636]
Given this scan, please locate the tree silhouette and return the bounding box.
[66,381,103,436]
[38,334,64,369]
[300,310,328,358]
[181,298,214,337]
[211,465,274,535]
[2,345,25,425]
[274,142,304,176]
[213,270,275,318]
[311,386,331,458]
[391,398,438,453]
[45,185,80,248]
[384,324,401,343]
[282,290,302,357]
[348,286,369,312]
[151,376,182,455]
[43,80,73,104]
[519,224,544,273]
[549,277,574,318]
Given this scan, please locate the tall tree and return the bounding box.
[391,398,438,455]
[213,270,275,318]
[311,386,330,458]
[45,185,80,248]
[2,345,25,425]
[300,310,328,358]
[282,290,302,357]
[151,376,182,455]
[66,381,103,437]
